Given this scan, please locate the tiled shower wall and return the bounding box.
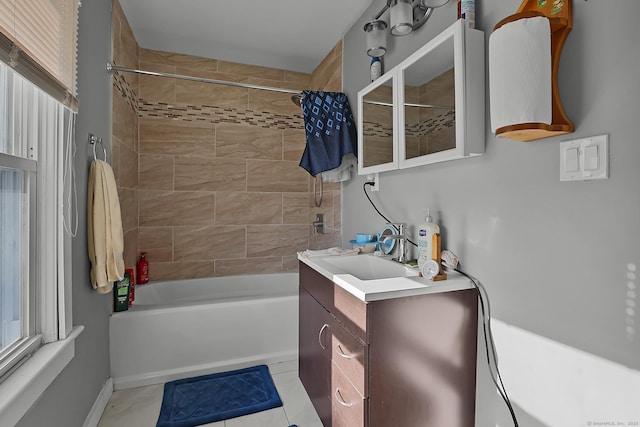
[111,0,343,280]
[111,0,140,270]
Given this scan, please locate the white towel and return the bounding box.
[320,153,357,183]
[299,247,359,258]
[87,159,125,294]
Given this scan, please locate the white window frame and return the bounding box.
[0,60,81,426]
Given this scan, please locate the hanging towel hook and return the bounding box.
[89,133,107,161]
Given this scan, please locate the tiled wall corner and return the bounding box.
[112,25,345,280]
[112,0,139,270]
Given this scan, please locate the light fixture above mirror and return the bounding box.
[364,0,450,57]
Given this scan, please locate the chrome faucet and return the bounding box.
[380,223,408,263]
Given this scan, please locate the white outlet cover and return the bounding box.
[560,134,609,182]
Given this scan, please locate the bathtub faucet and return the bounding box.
[380,223,408,264]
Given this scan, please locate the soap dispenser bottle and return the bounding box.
[417,210,440,271]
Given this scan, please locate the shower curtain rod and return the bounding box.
[107,63,453,110]
[106,63,302,96]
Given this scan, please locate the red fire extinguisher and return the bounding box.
[137,252,149,284]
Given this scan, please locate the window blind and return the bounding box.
[0,0,80,109]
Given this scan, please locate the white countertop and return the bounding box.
[298,253,475,302]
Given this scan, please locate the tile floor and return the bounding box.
[97,365,323,427]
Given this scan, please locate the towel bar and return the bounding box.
[89,133,107,161]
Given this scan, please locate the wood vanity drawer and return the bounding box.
[299,262,333,311]
[300,261,367,342]
[333,283,367,342]
[331,321,367,397]
[331,361,366,427]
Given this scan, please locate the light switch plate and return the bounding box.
[560,134,609,181]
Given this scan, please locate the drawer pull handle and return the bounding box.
[318,323,329,350]
[336,344,355,359]
[335,388,353,407]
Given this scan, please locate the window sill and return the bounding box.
[0,326,84,426]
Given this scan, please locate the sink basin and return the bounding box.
[316,255,419,281]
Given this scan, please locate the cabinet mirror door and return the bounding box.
[358,71,397,174]
[399,27,458,168]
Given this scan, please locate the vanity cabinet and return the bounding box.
[358,19,485,175]
[298,261,479,427]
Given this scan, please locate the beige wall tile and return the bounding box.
[150,261,215,281]
[284,70,312,86]
[311,40,342,91]
[123,228,139,270]
[283,193,309,224]
[118,187,137,233]
[139,121,216,156]
[112,0,139,90]
[139,66,176,103]
[248,89,300,116]
[333,191,342,230]
[282,256,299,272]
[119,142,138,189]
[140,49,218,70]
[174,157,246,191]
[174,225,246,261]
[215,192,282,225]
[310,176,340,193]
[113,90,136,147]
[138,227,173,262]
[245,77,308,92]
[214,257,283,277]
[118,13,139,72]
[216,124,283,160]
[308,229,342,250]
[139,191,215,226]
[283,128,306,161]
[175,80,247,108]
[247,224,308,258]
[111,136,122,185]
[247,160,308,193]
[217,61,284,81]
[139,154,174,190]
[133,114,139,153]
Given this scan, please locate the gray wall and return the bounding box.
[16,0,113,426]
[343,0,640,423]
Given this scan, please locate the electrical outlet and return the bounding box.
[366,173,380,192]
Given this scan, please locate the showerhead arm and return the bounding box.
[291,94,303,106]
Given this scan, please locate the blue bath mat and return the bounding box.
[156,365,283,427]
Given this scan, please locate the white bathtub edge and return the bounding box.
[112,350,298,390]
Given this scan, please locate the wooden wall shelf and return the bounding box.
[493,0,573,142]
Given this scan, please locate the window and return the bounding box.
[0,60,72,381]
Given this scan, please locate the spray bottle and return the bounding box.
[417,210,440,272]
[370,56,382,82]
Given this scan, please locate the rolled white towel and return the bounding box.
[299,247,359,258]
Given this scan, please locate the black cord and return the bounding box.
[363,181,418,247]
[454,267,519,427]
[363,179,516,425]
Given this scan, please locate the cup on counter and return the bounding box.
[355,233,375,243]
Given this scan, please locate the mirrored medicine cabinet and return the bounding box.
[358,19,485,175]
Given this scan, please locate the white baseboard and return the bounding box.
[112,352,297,390]
[83,377,113,427]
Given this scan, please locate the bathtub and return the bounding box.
[109,273,299,390]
